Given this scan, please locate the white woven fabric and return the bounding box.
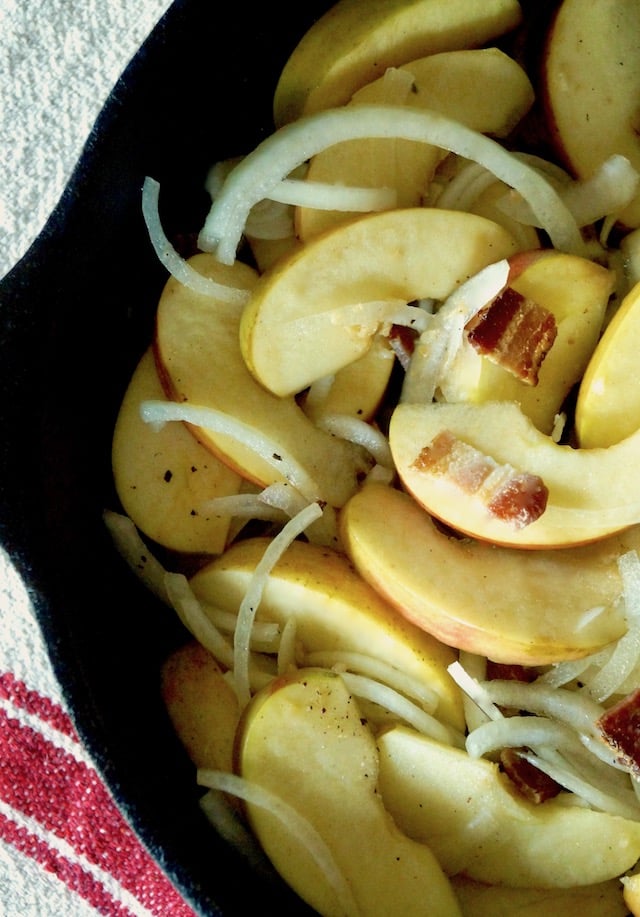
[0,0,173,279]
[0,4,202,915]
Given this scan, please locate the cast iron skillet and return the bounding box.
[0,0,562,913]
[0,0,330,912]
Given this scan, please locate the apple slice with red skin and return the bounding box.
[389,399,640,548]
[339,482,631,665]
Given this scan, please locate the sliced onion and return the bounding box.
[164,572,235,671]
[315,414,393,468]
[198,105,585,263]
[139,399,322,502]
[401,258,509,404]
[141,177,249,304]
[267,177,396,212]
[583,551,640,702]
[516,750,640,820]
[197,770,358,915]
[338,672,464,747]
[447,661,503,723]
[481,679,605,736]
[233,501,323,708]
[102,510,169,603]
[497,154,639,228]
[304,650,439,713]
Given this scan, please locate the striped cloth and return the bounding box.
[1,4,201,910]
[0,549,197,916]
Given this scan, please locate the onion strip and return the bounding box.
[233,501,323,708]
[197,770,359,915]
[198,105,585,263]
[139,399,322,501]
[141,177,249,304]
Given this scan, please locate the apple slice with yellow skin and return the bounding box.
[390,400,640,548]
[452,876,628,917]
[542,0,640,228]
[296,48,534,241]
[112,348,241,554]
[273,0,522,125]
[155,253,372,507]
[439,250,613,435]
[376,724,640,888]
[240,208,518,398]
[236,668,462,917]
[339,482,632,665]
[161,640,240,772]
[576,281,640,448]
[189,535,464,732]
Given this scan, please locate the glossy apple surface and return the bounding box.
[339,482,631,664]
[189,535,464,731]
[439,250,613,434]
[576,281,640,448]
[273,0,522,125]
[390,400,640,547]
[543,0,640,228]
[240,208,518,397]
[377,724,640,887]
[296,47,534,241]
[236,669,461,917]
[155,253,372,507]
[111,348,241,554]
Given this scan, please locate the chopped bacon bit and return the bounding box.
[487,472,549,529]
[500,747,563,804]
[596,687,640,775]
[412,431,494,492]
[412,431,548,529]
[465,286,557,386]
[486,661,538,683]
[388,324,418,370]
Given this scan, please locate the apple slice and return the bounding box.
[439,250,613,434]
[542,0,640,228]
[377,724,640,887]
[452,875,628,917]
[239,208,518,398]
[296,48,534,241]
[155,253,372,507]
[389,399,640,547]
[236,669,461,917]
[189,535,464,731]
[576,281,640,448]
[273,0,522,125]
[111,348,241,554]
[160,640,240,772]
[339,482,632,665]
[301,334,396,423]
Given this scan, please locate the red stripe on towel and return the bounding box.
[0,706,197,916]
[0,671,77,738]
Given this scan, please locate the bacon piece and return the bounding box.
[465,286,557,386]
[596,687,640,775]
[388,324,418,370]
[486,661,538,683]
[499,747,563,804]
[412,431,548,529]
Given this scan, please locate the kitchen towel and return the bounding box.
[0,2,201,914]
